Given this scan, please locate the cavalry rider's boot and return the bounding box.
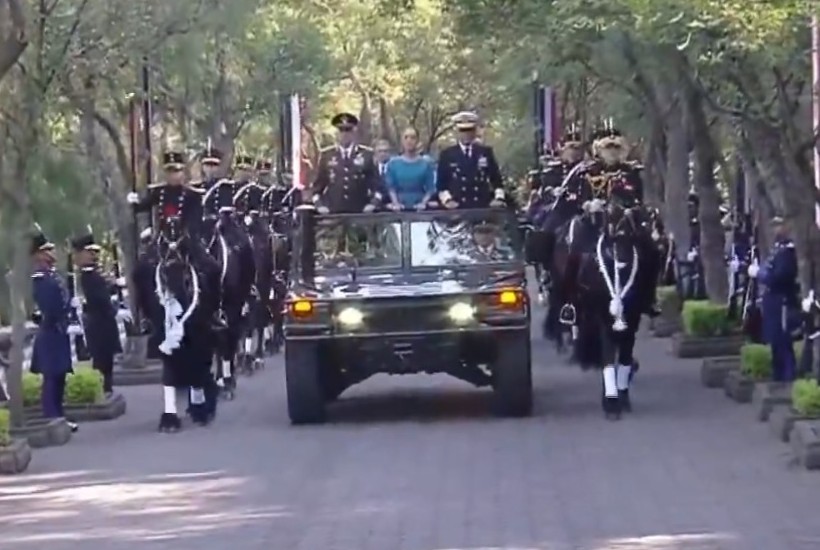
[158,412,182,433]
[616,363,632,412]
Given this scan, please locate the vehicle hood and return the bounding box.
[309,269,523,299]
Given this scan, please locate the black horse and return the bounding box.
[139,216,219,432]
[236,212,274,373]
[562,201,649,420]
[207,215,256,399]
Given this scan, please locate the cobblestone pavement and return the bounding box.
[3,319,820,550]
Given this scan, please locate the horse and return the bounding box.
[560,199,648,420]
[207,214,256,400]
[647,207,675,287]
[266,211,292,354]
[236,211,274,373]
[140,216,219,432]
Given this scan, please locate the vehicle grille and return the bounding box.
[342,298,455,334]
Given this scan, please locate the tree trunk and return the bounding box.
[684,82,727,302]
[661,92,691,259]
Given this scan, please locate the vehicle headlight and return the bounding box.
[337,307,364,327]
[448,302,475,324]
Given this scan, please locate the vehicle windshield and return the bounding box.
[314,219,402,270]
[409,215,520,267]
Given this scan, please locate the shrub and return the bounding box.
[65,367,103,405]
[656,286,680,315]
[681,301,731,337]
[22,372,42,407]
[740,343,772,381]
[0,408,9,447]
[792,379,820,417]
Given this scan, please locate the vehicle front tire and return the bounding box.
[491,329,533,417]
[285,340,326,424]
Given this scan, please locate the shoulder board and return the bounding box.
[320,146,336,153]
[189,179,203,186]
[147,182,166,189]
[217,178,234,185]
[31,272,44,279]
[81,266,94,272]
[778,241,795,249]
[357,145,373,151]
[628,161,644,170]
[546,160,562,167]
[186,185,205,193]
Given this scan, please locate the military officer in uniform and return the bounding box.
[199,145,230,236]
[234,158,267,219]
[312,112,381,214]
[750,216,799,382]
[71,230,122,397]
[437,111,505,209]
[30,225,78,432]
[127,150,225,329]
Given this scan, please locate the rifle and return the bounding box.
[65,245,89,361]
[800,258,817,378]
[742,220,763,342]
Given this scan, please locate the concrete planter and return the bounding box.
[723,370,756,403]
[790,420,820,470]
[672,333,744,359]
[700,356,740,388]
[770,407,820,442]
[113,362,162,386]
[10,417,72,448]
[752,382,792,422]
[0,439,32,475]
[65,393,127,421]
[651,316,680,338]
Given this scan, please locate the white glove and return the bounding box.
[747,262,759,278]
[686,249,698,261]
[651,229,660,241]
[115,277,127,287]
[126,192,139,204]
[116,308,133,323]
[67,324,83,336]
[802,295,814,313]
[728,258,739,273]
[414,202,427,211]
[244,215,253,227]
[387,202,402,212]
[70,297,82,308]
[317,206,330,214]
[551,187,564,197]
[363,204,376,213]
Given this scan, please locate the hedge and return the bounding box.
[740,344,771,381]
[0,408,9,447]
[681,301,731,337]
[792,379,820,417]
[21,363,102,407]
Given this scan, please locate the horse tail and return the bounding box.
[573,301,604,369]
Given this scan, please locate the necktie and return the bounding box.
[466,145,472,158]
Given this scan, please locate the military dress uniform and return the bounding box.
[72,232,121,395]
[29,229,74,422]
[128,151,223,326]
[436,111,504,209]
[753,222,799,381]
[312,113,381,213]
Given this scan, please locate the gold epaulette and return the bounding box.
[217,178,234,184]
[147,182,166,189]
[189,179,203,186]
[357,145,373,151]
[186,185,205,193]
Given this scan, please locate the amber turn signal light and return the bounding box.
[498,289,520,307]
[291,299,314,317]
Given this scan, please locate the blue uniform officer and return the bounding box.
[30,225,78,432]
[748,216,799,382]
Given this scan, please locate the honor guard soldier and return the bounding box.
[259,158,289,214]
[750,216,800,382]
[71,229,124,397]
[312,112,381,214]
[538,129,589,227]
[234,158,266,219]
[127,150,225,328]
[30,225,78,432]
[437,111,504,209]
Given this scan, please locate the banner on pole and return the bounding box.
[289,94,302,189]
[541,86,556,153]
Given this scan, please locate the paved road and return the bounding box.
[3,320,820,549]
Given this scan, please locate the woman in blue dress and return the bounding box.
[385,127,436,210]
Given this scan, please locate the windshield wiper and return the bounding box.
[479,271,521,289]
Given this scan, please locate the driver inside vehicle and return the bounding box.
[470,222,502,261]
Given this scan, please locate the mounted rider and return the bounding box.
[233,158,267,227]
[436,111,505,209]
[127,149,225,330]
[312,112,382,214]
[581,124,660,317]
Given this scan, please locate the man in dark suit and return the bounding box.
[436,111,504,209]
[311,112,381,213]
[71,230,123,397]
[30,225,78,432]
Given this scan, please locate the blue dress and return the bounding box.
[385,155,436,207]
